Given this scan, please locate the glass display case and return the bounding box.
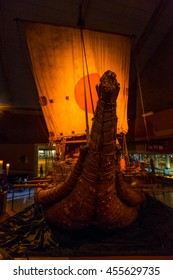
[128,153,173,177]
[35,144,56,177]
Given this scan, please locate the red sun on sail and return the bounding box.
[74,73,100,114]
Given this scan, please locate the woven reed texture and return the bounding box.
[35,70,145,231]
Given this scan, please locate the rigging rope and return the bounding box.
[136,59,150,146]
[122,133,130,166]
[80,29,95,115]
[80,28,90,140]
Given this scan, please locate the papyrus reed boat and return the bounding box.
[35,70,145,231]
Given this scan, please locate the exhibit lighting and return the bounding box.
[6,163,10,176]
[0,160,3,174]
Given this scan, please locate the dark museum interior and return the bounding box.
[1,0,173,260]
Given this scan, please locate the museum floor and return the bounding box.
[0,189,35,223]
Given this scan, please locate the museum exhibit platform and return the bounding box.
[0,195,173,259]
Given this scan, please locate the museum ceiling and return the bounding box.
[0,0,172,114]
